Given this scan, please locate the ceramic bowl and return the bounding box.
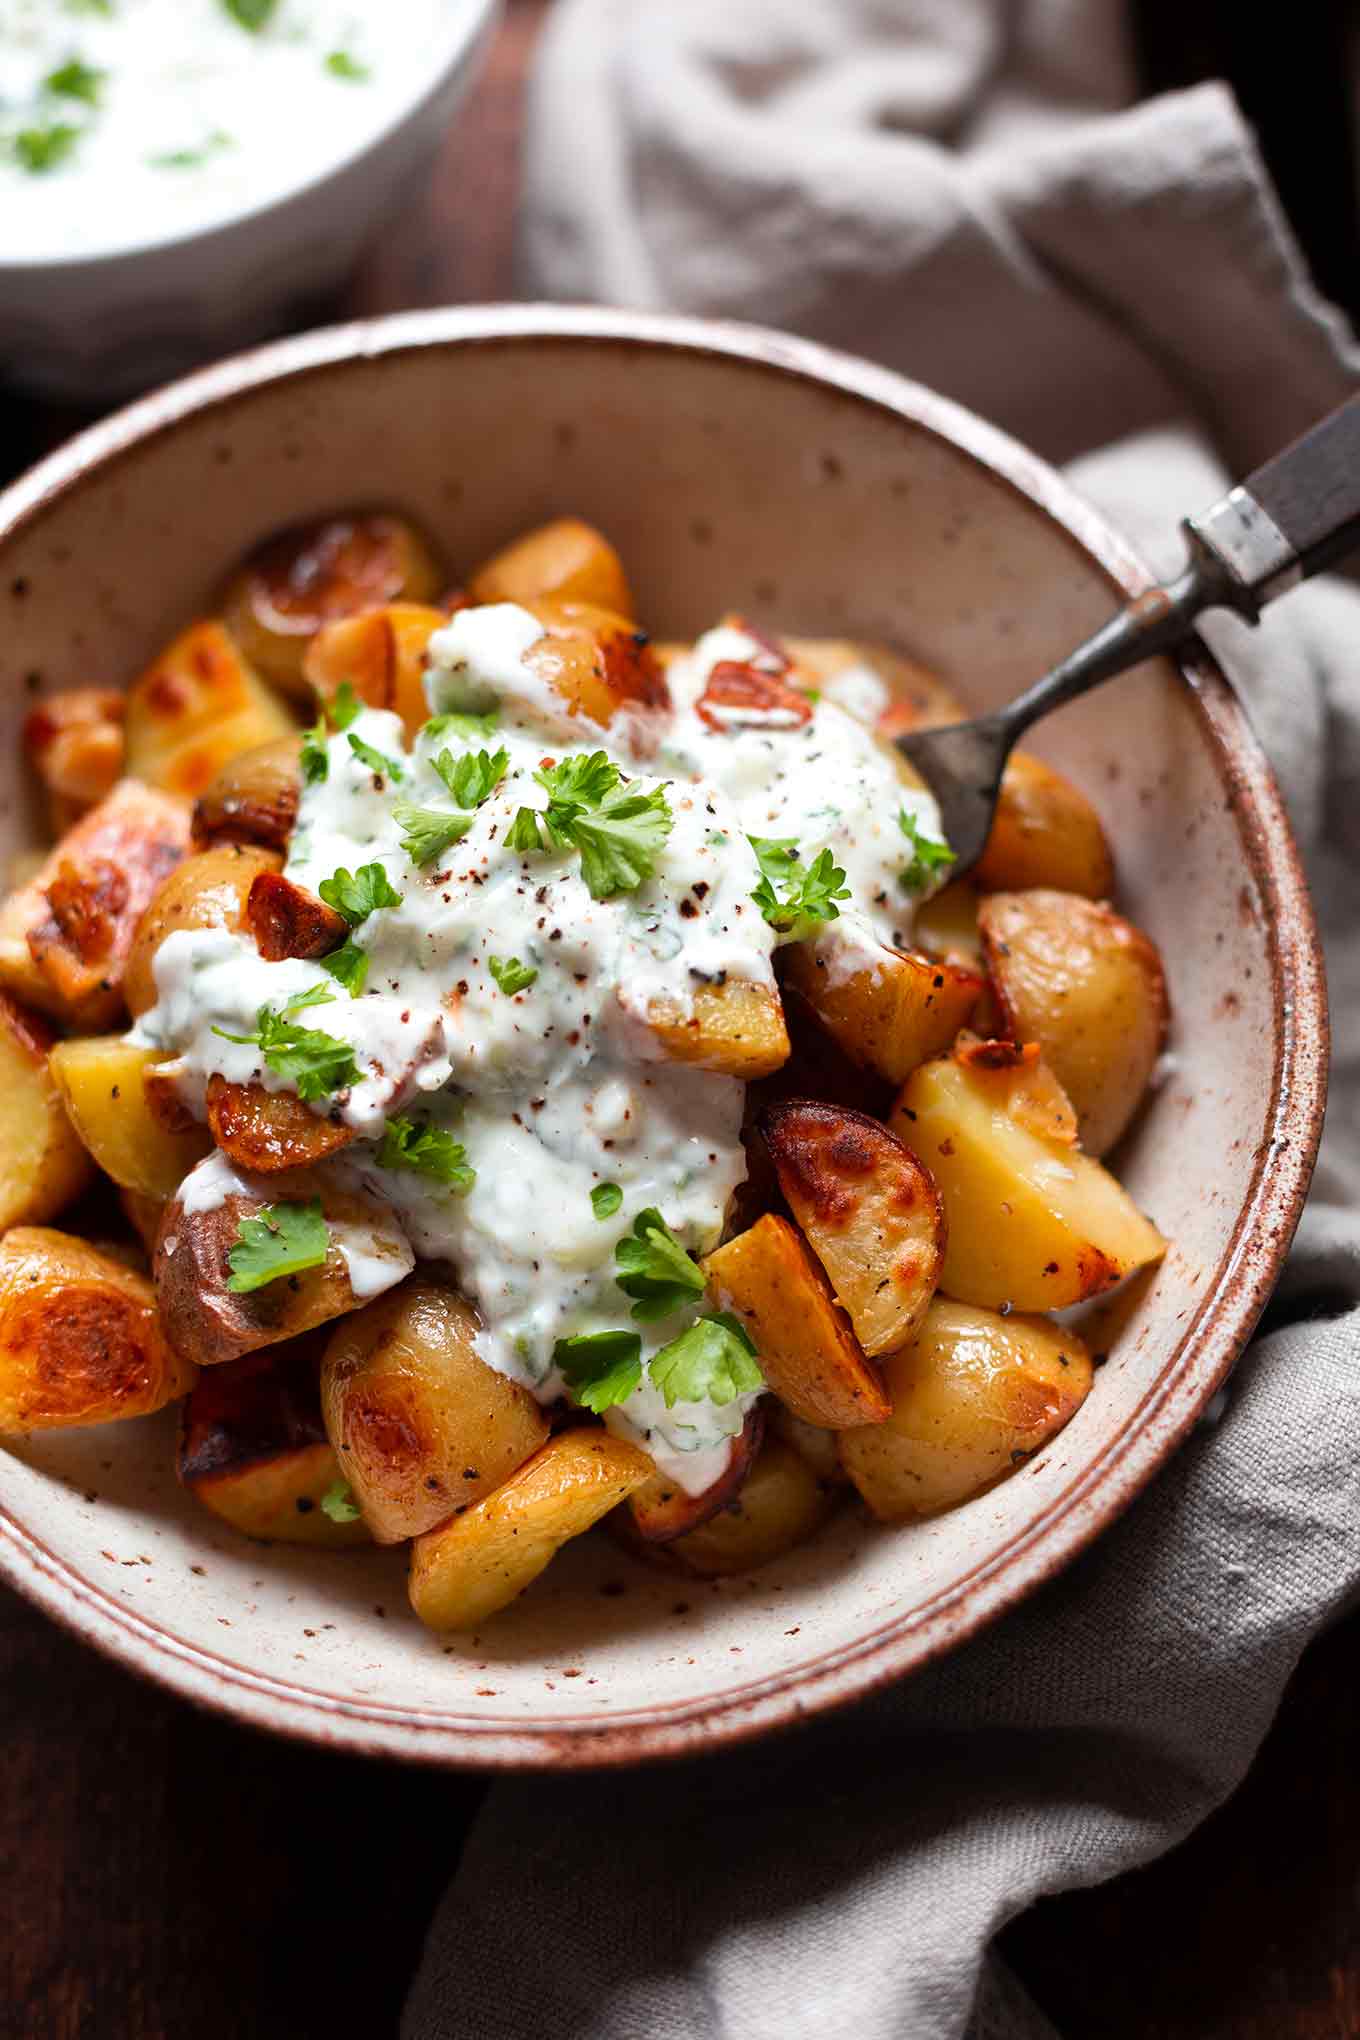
[0,0,500,402]
[0,306,1326,1766]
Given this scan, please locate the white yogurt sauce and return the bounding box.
[137,606,950,1494]
[0,0,450,261]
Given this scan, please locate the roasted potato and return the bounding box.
[246,870,347,962]
[978,889,1168,1156]
[0,1226,195,1431]
[0,779,191,1029]
[768,1401,849,1484]
[23,689,126,836]
[124,842,282,1018]
[178,1340,369,1547]
[206,1077,355,1174]
[320,1280,549,1544]
[468,517,635,620]
[302,602,448,741]
[889,1044,1165,1310]
[761,1100,944,1358]
[972,753,1115,898]
[701,1213,889,1429]
[0,992,93,1227]
[838,1299,1093,1518]
[154,1160,414,1369]
[663,1437,838,1575]
[641,978,790,1079]
[220,512,444,699]
[119,1188,165,1255]
[124,621,297,799]
[522,599,669,726]
[913,876,985,970]
[782,934,982,1085]
[49,1036,211,1199]
[408,1429,654,1633]
[191,735,302,853]
[784,638,969,729]
[624,1406,764,1542]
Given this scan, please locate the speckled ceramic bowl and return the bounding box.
[0,307,1327,1767]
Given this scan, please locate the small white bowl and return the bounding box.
[0,0,500,403]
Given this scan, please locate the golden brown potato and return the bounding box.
[641,978,790,1080]
[768,1401,850,1484]
[178,1340,369,1548]
[245,870,347,962]
[468,517,635,620]
[0,779,191,1030]
[191,735,302,853]
[624,1407,763,1542]
[205,1076,355,1175]
[0,992,93,1228]
[889,1045,1165,1310]
[838,1299,1093,1518]
[124,842,282,1018]
[0,1226,195,1432]
[978,889,1168,1157]
[972,752,1115,898]
[782,935,982,1086]
[522,599,670,726]
[785,637,970,730]
[701,1213,889,1429]
[913,876,985,970]
[124,621,297,800]
[302,602,448,741]
[220,512,444,700]
[320,1280,549,1544]
[761,1100,944,1358]
[664,1438,838,1575]
[23,688,126,836]
[408,1429,654,1633]
[154,1161,413,1369]
[49,1036,211,1200]
[119,1188,165,1255]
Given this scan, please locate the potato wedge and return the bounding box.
[978,889,1168,1157]
[206,1076,354,1175]
[468,518,635,621]
[0,780,192,1029]
[154,1159,414,1369]
[408,1429,653,1633]
[119,1188,165,1255]
[124,843,282,1018]
[191,735,302,853]
[624,1406,764,1543]
[0,1226,195,1431]
[124,621,297,800]
[783,930,982,1086]
[522,599,669,726]
[220,512,444,699]
[246,870,347,962]
[178,1340,369,1547]
[889,1046,1165,1310]
[838,1299,1093,1519]
[702,1214,888,1429]
[641,978,790,1079]
[320,1280,549,1544]
[302,602,448,741]
[761,1100,944,1359]
[0,992,93,1228]
[49,1036,211,1199]
[972,752,1115,898]
[23,689,126,836]
[664,1437,838,1575]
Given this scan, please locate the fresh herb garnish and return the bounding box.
[614,1208,705,1321]
[325,49,370,80]
[320,939,370,997]
[376,1116,475,1192]
[506,806,545,853]
[346,731,403,783]
[393,802,474,868]
[300,718,329,785]
[149,133,235,168]
[897,808,956,890]
[748,834,850,937]
[590,1183,623,1221]
[553,1329,643,1414]
[222,0,279,30]
[320,1479,362,1523]
[44,58,104,104]
[421,710,498,747]
[317,862,401,927]
[488,954,537,996]
[213,1003,361,1102]
[328,681,362,731]
[13,124,79,173]
[432,745,508,809]
[298,684,363,784]
[650,1312,764,1408]
[226,1197,329,1294]
[510,752,673,900]
[66,0,114,14]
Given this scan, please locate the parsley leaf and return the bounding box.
[321,939,369,996]
[226,1197,329,1294]
[649,1312,763,1409]
[433,745,508,809]
[614,1208,705,1322]
[421,710,499,747]
[45,58,104,104]
[346,731,403,783]
[376,1116,475,1191]
[488,954,537,996]
[14,124,79,173]
[328,682,362,732]
[536,750,620,817]
[317,862,401,927]
[393,802,474,868]
[506,806,545,853]
[568,781,674,900]
[320,1480,362,1523]
[300,717,329,785]
[591,1183,622,1221]
[222,0,279,29]
[325,49,370,80]
[65,1,113,14]
[898,808,956,890]
[280,982,335,1015]
[553,1329,643,1414]
[748,834,850,937]
[213,1005,362,1102]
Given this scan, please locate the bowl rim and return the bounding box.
[0,304,1329,1768]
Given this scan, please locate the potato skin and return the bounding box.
[468,518,635,621]
[624,1406,764,1543]
[641,978,790,1079]
[838,1299,1093,1519]
[124,621,297,798]
[0,1226,195,1432]
[246,871,347,962]
[206,1077,355,1175]
[521,599,670,726]
[978,889,1168,1157]
[302,602,447,742]
[49,1036,211,1200]
[972,752,1115,898]
[663,1438,838,1576]
[321,1280,549,1545]
[191,736,301,853]
[0,991,93,1227]
[124,843,281,1018]
[782,934,982,1086]
[23,688,126,836]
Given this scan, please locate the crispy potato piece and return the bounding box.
[784,637,969,730]
[761,1100,943,1358]
[0,1226,195,1431]
[664,1438,838,1576]
[220,512,444,700]
[154,1160,413,1369]
[768,1401,849,1484]
[522,599,670,726]
[702,1213,888,1428]
[303,602,448,742]
[178,1340,369,1548]
[320,1280,549,1544]
[972,752,1115,898]
[782,932,982,1086]
[246,870,347,962]
[468,517,635,620]
[191,735,302,853]
[888,1046,1165,1310]
[49,1036,211,1199]
[0,992,93,1227]
[408,1430,653,1633]
[124,842,282,1018]
[120,1187,165,1255]
[978,890,1168,1157]
[838,1299,1093,1519]
[124,621,297,799]
[23,689,126,836]
[641,978,790,1079]
[206,1077,354,1174]
[0,780,191,1029]
[624,1407,764,1543]
[913,876,985,970]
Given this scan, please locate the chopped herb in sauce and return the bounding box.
[226,1197,329,1294]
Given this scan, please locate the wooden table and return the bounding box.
[3,6,1357,2033]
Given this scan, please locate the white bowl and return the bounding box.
[0,1,500,402]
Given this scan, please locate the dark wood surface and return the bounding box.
[3,5,1358,2034]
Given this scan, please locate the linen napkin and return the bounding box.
[406,6,1360,2035]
